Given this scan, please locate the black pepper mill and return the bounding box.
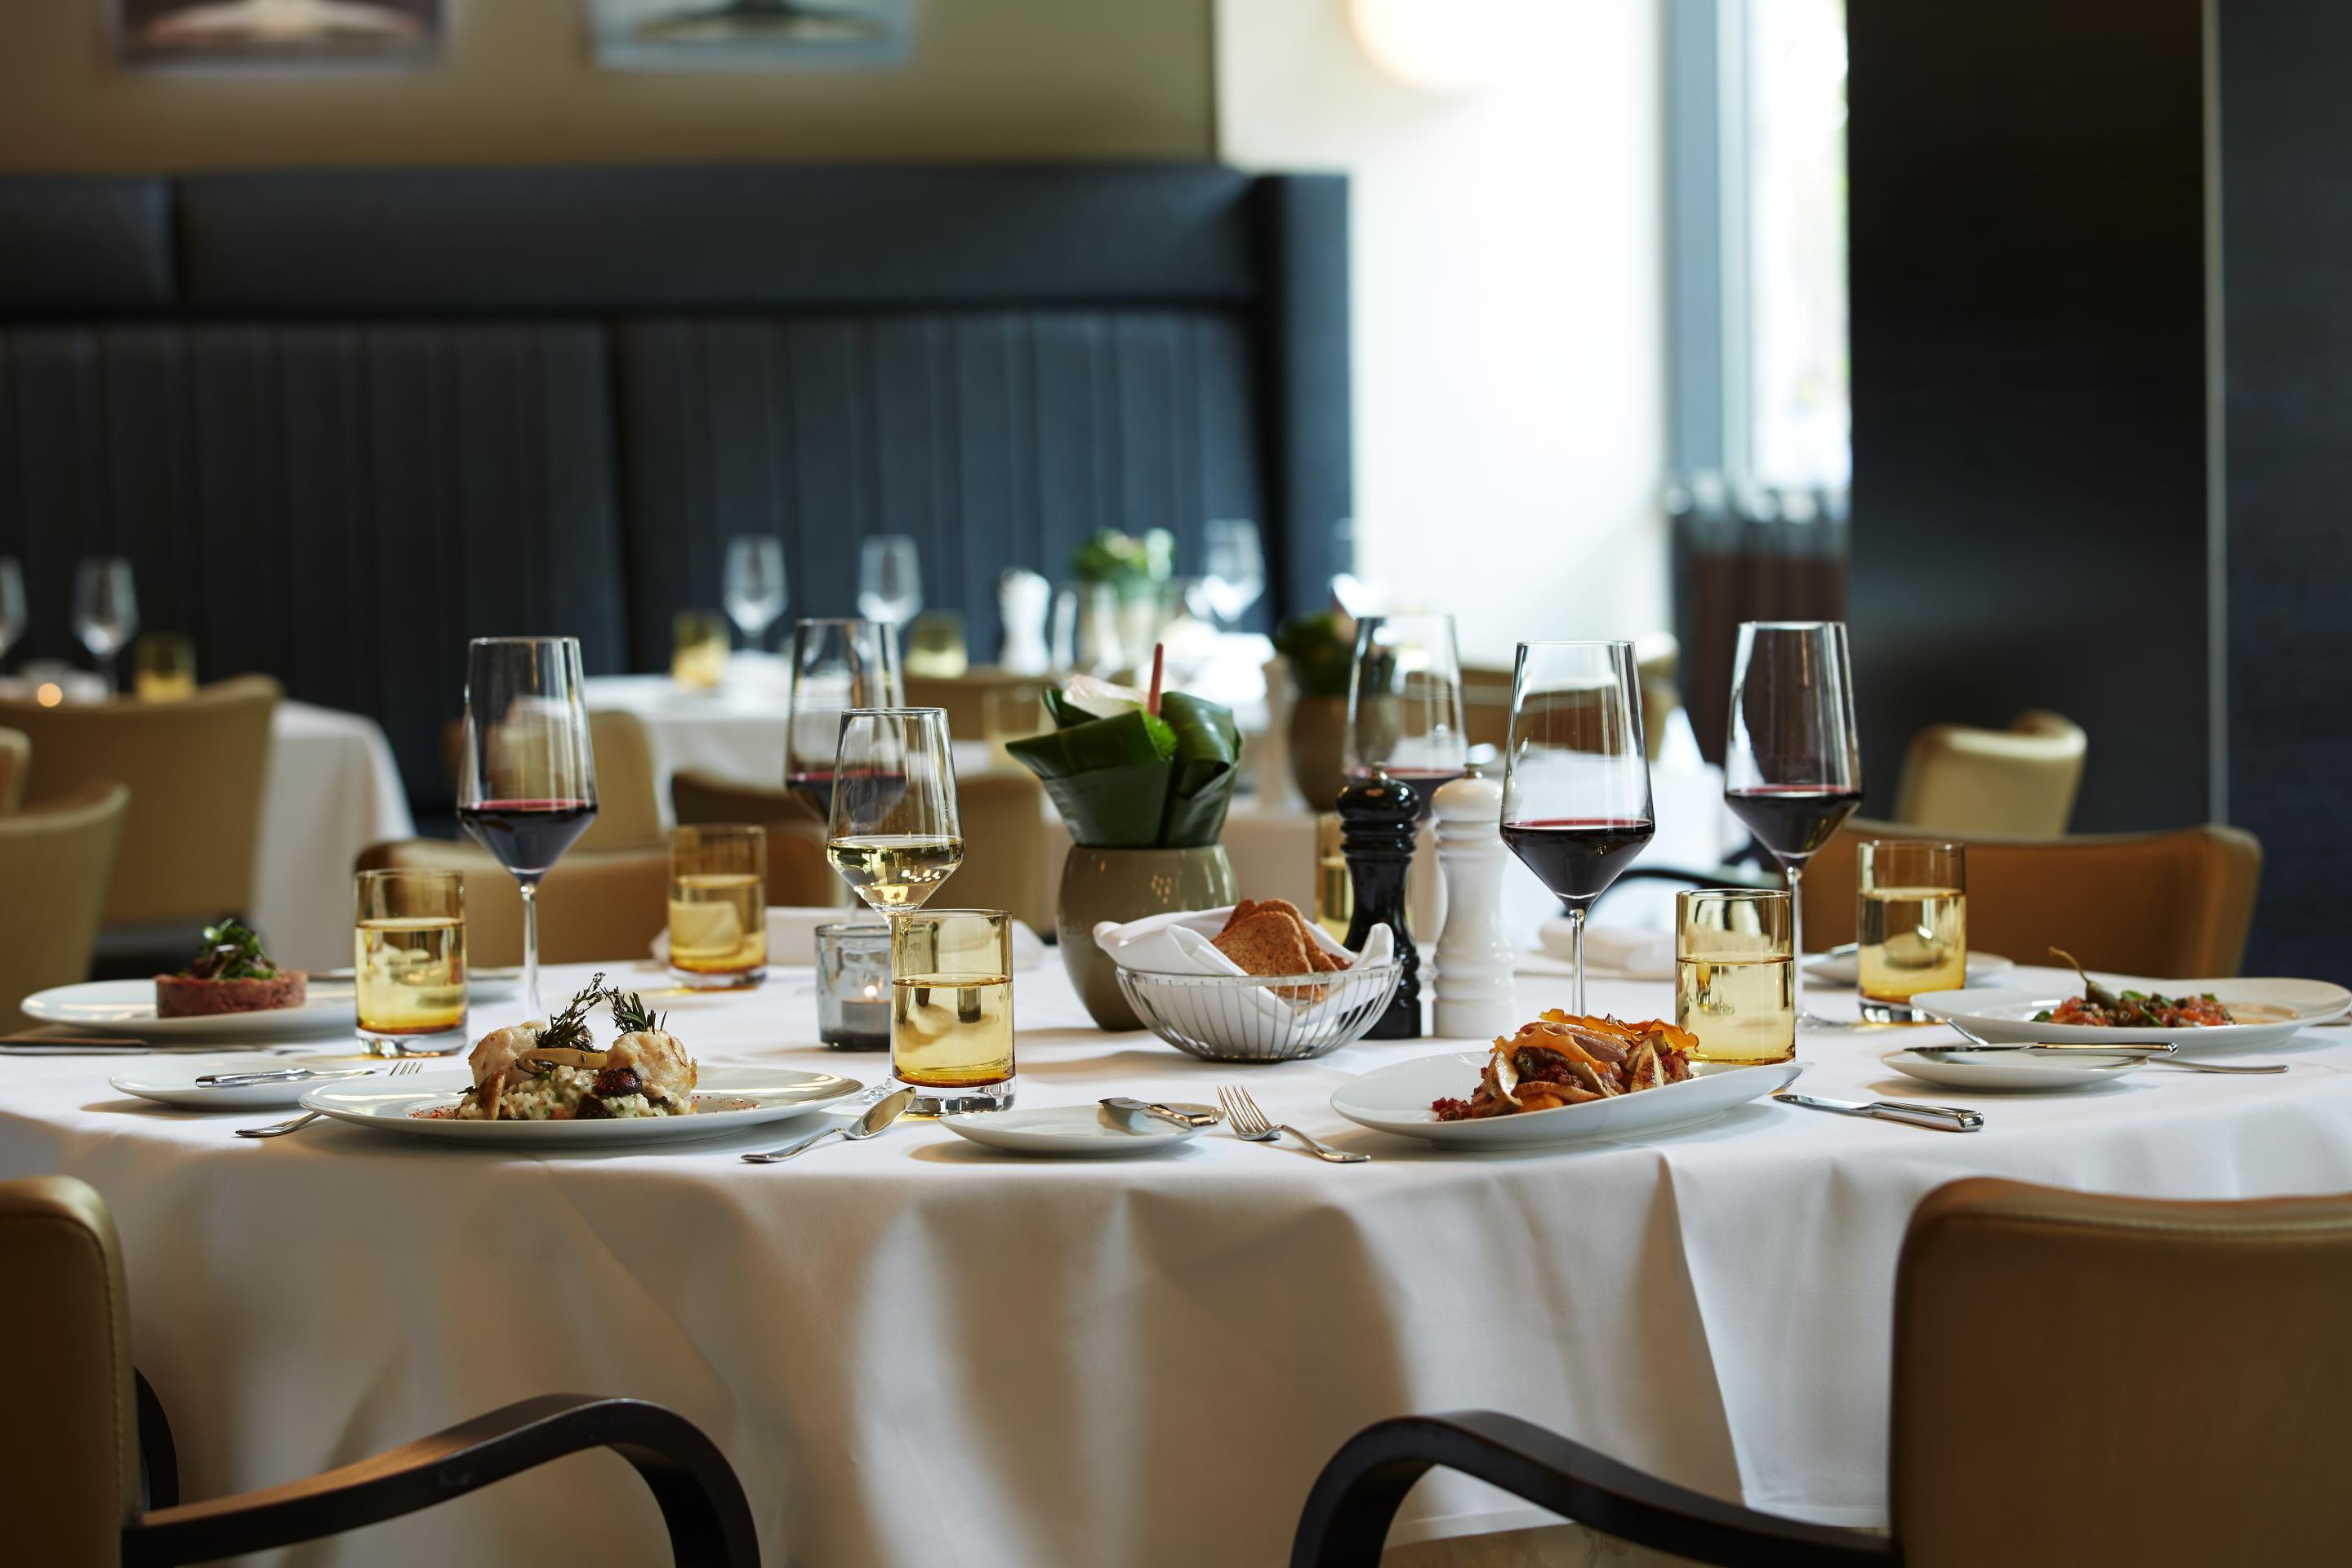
[1340,768,1421,1039]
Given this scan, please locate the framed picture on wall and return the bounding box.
[589,0,913,72]
[115,0,445,69]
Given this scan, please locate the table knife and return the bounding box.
[1774,1091,1984,1132]
[1098,1097,1220,1131]
[195,1067,374,1089]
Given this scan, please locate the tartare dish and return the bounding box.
[154,920,307,1018]
[454,976,698,1122]
[1433,1011,1698,1120]
[2034,947,2234,1029]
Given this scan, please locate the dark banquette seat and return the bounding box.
[0,165,1350,809]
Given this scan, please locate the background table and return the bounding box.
[249,702,415,973]
[4,958,2348,1566]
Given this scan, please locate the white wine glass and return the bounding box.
[723,536,788,649]
[857,535,924,628]
[785,617,904,822]
[454,637,599,1020]
[826,708,964,914]
[1724,621,1862,1029]
[1200,519,1265,629]
[72,557,139,693]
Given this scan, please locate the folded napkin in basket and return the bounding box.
[1094,906,1396,1031]
[1534,920,1675,981]
[652,906,1046,970]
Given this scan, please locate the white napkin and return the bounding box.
[650,906,1046,971]
[1534,920,1675,981]
[1093,906,1393,977]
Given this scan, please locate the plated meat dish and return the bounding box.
[2033,947,2235,1029]
[1432,1011,1699,1121]
[154,920,306,1018]
[453,976,699,1122]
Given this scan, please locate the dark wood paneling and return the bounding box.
[1847,0,2211,831]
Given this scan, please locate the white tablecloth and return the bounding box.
[248,702,414,973]
[4,961,2349,1566]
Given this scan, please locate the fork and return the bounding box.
[237,1060,421,1138]
[1218,1084,1369,1163]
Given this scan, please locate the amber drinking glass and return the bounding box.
[890,908,1014,1116]
[354,869,467,1055]
[672,610,731,688]
[668,824,767,989]
[1856,840,1967,1022]
[1675,889,1795,1064]
[133,633,197,703]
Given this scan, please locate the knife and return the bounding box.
[1775,1091,1984,1132]
[1098,1097,1221,1132]
[1913,1042,2176,1058]
[194,1067,375,1089]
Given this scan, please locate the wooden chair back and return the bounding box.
[1892,709,2087,835]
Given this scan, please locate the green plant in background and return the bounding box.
[1274,612,1357,699]
[1069,528,1175,597]
[1007,675,1241,848]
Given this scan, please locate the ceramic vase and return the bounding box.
[1057,844,1237,1030]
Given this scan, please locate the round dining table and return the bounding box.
[4,956,2349,1566]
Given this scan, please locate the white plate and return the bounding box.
[1911,976,2350,1054]
[301,1065,864,1147]
[938,1102,1213,1157]
[1882,1049,2143,1092]
[108,1053,396,1111]
[1330,1054,1803,1150]
[22,980,358,1044]
[315,967,524,1004]
[1806,949,2013,986]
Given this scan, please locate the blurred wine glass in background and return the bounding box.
[1346,612,1468,817]
[858,536,924,628]
[786,617,904,822]
[1198,519,1265,630]
[72,557,140,693]
[724,535,788,650]
[0,558,24,666]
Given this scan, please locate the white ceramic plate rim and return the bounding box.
[108,1053,368,1110]
[23,979,357,1041]
[1805,950,2013,985]
[1881,1049,2143,1091]
[301,1065,863,1145]
[1331,1053,1802,1147]
[1911,976,2350,1051]
[938,1103,1207,1156]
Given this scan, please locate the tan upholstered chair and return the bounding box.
[1891,710,2087,835]
[904,669,1047,745]
[0,782,130,1029]
[1798,817,2261,977]
[0,724,28,813]
[943,772,1050,933]
[0,677,278,927]
[1298,1178,2352,1567]
[0,1174,757,1567]
[439,709,666,854]
[669,770,843,908]
[355,840,669,971]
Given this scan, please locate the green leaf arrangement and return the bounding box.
[1007,686,1242,849]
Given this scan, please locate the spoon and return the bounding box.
[1944,1018,2285,1074]
[742,1085,916,1163]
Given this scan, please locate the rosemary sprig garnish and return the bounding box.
[537,973,609,1054]
[605,984,668,1036]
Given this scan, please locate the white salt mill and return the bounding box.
[1431,772,1516,1040]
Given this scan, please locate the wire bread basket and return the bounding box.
[1115,961,1404,1062]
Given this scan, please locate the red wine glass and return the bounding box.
[456,636,599,1020]
[1345,612,1468,818]
[785,617,904,822]
[1724,621,1862,1027]
[1500,640,1655,1014]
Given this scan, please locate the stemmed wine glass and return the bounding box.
[455,637,599,1020]
[73,558,140,693]
[1724,621,1862,1029]
[824,709,964,914]
[1199,519,1265,630]
[1499,640,1656,1015]
[857,536,924,629]
[785,618,904,822]
[0,558,24,666]
[1346,612,1468,817]
[724,536,788,650]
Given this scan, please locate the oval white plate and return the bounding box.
[1882,1049,2143,1092]
[1911,976,2350,1054]
[109,1053,392,1111]
[1331,1054,1802,1150]
[1806,949,2013,986]
[23,980,357,1044]
[938,1102,1214,1157]
[301,1065,863,1147]
[315,967,523,1004]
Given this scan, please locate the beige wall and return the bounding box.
[0,0,1214,172]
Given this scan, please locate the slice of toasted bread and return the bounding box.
[1213,910,1315,976]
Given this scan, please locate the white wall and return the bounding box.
[1216,0,1669,666]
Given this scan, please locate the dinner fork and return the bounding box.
[1217,1084,1369,1163]
[236,1060,421,1138]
